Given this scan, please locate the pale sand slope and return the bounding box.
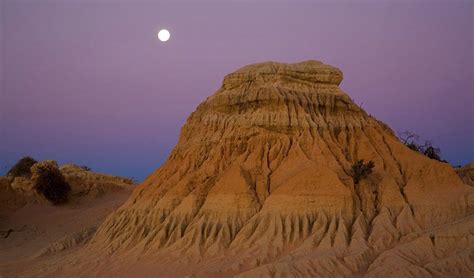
[2,61,473,277]
[0,189,131,263]
[0,163,134,275]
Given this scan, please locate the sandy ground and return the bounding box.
[0,187,132,273]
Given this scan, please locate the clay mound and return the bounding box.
[0,177,32,215]
[0,161,134,212]
[8,61,474,277]
[60,164,134,200]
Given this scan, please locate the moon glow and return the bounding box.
[158,29,171,42]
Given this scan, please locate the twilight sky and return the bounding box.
[1,0,473,180]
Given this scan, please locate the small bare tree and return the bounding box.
[398,131,420,151]
[398,131,419,145]
[397,131,444,162]
[419,141,441,161]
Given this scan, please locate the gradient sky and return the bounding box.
[1,0,473,181]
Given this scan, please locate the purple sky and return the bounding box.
[1,1,473,180]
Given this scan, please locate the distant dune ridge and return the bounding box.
[3,61,474,277]
[0,161,133,212]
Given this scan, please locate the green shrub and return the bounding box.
[7,156,37,178]
[351,160,375,185]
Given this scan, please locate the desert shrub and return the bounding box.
[421,145,440,161]
[80,165,91,171]
[351,160,375,185]
[127,177,138,184]
[398,131,445,162]
[406,142,419,152]
[32,163,71,205]
[418,141,447,162]
[7,156,37,178]
[398,131,420,151]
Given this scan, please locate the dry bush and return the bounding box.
[32,161,71,205]
[351,160,375,185]
[398,131,445,162]
[7,156,37,178]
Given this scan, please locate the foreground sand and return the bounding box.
[0,188,132,276]
[0,163,134,277]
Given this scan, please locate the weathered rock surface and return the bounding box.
[4,61,474,277]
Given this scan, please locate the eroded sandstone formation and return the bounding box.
[10,61,474,277]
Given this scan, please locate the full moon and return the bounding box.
[158,29,170,42]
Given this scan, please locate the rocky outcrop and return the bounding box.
[10,61,474,277]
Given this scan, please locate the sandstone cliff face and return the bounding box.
[15,61,474,277]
